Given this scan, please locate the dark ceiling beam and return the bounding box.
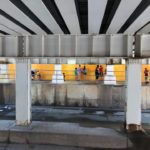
[99,0,121,34]
[118,0,150,33]
[0,30,9,35]
[134,21,150,35]
[42,0,70,34]
[9,0,52,34]
[74,0,88,34]
[0,9,35,34]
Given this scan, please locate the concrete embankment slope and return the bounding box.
[0,120,132,149]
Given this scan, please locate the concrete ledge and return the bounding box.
[0,120,132,149]
[0,131,9,143]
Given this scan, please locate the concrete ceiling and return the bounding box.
[0,0,149,35]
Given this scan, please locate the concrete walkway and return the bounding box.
[0,143,100,150]
[0,120,132,149]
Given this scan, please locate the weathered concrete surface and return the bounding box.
[31,84,55,105]
[100,86,112,108]
[0,144,88,150]
[0,83,150,109]
[0,131,9,143]
[2,84,15,105]
[112,86,125,108]
[141,86,150,109]
[67,85,84,106]
[0,120,132,149]
[55,85,67,105]
[84,85,99,107]
[0,85,4,104]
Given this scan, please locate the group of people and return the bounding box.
[31,70,41,80]
[74,65,87,80]
[74,64,104,81]
[95,65,104,80]
[31,65,104,81]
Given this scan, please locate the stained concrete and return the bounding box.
[67,85,84,106]
[0,82,150,109]
[2,84,15,105]
[0,120,132,149]
[0,144,89,150]
[55,85,67,105]
[0,86,4,104]
[141,86,150,109]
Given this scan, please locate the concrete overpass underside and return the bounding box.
[0,34,150,149]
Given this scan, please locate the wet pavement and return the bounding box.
[1,105,150,127]
[0,143,135,150]
[0,105,150,150]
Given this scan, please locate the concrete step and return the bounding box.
[0,120,132,149]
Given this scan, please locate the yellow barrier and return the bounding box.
[5,64,127,81]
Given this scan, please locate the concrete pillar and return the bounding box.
[16,59,31,125]
[126,59,142,131]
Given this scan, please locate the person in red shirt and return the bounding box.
[99,65,103,80]
[144,68,149,84]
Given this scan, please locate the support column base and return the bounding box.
[126,124,144,133]
[16,120,31,126]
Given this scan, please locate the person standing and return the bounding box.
[36,70,41,80]
[99,65,103,80]
[77,65,82,80]
[144,68,149,84]
[63,73,65,81]
[82,65,87,80]
[74,68,78,81]
[31,70,35,80]
[95,65,99,81]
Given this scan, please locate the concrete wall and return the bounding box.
[0,83,150,110]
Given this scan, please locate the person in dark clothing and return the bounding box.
[63,73,65,81]
[95,65,99,80]
[144,68,149,84]
[31,70,35,80]
[82,65,87,80]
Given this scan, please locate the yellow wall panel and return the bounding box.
[8,64,16,80]
[114,65,125,81]
[5,64,130,82]
[31,64,54,80]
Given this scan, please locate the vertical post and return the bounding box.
[126,59,142,131]
[106,35,111,57]
[16,58,31,125]
[42,35,45,57]
[75,34,77,57]
[59,35,61,57]
[25,36,29,57]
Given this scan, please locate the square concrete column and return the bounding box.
[16,59,31,125]
[126,59,142,131]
